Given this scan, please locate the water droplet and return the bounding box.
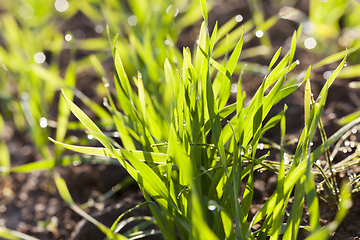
[55,0,69,12]
[153,4,160,12]
[19,4,35,19]
[261,66,268,74]
[104,82,110,88]
[255,30,264,38]
[343,199,352,209]
[279,6,296,19]
[183,121,186,126]
[231,83,238,93]
[128,15,138,26]
[304,37,317,49]
[64,34,72,41]
[345,140,350,147]
[332,169,336,173]
[323,71,332,80]
[349,174,354,181]
[338,36,350,47]
[235,15,243,22]
[39,117,48,128]
[351,142,355,148]
[164,39,170,45]
[341,166,345,170]
[343,149,348,153]
[310,142,313,146]
[87,134,94,140]
[284,154,290,165]
[196,39,200,45]
[113,132,120,138]
[95,25,103,33]
[208,204,216,211]
[316,160,321,165]
[174,8,180,17]
[34,52,46,64]
[73,161,80,166]
[352,128,357,134]
[330,157,333,161]
[344,62,348,67]
[295,59,300,65]
[0,205,7,213]
[166,5,172,14]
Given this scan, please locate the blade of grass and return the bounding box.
[49,138,167,164]
[11,155,120,173]
[0,228,39,240]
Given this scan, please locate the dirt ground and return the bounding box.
[1,0,360,239]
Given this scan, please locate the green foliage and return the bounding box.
[51,4,353,240]
[1,0,359,239]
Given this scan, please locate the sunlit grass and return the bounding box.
[0,0,359,239]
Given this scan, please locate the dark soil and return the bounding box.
[1,1,360,239]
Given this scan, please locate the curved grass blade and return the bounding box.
[49,138,167,164]
[11,155,120,173]
[0,228,39,240]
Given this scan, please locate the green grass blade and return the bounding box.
[338,110,360,125]
[56,61,76,154]
[313,44,358,70]
[11,155,120,173]
[305,158,320,232]
[0,115,10,176]
[210,22,218,52]
[0,228,39,240]
[283,176,305,240]
[31,65,111,120]
[267,47,282,74]
[191,193,219,240]
[0,141,10,176]
[270,107,287,239]
[226,30,244,76]
[49,138,167,164]
[199,0,208,23]
[137,72,147,123]
[338,63,360,78]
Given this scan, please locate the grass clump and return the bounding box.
[51,1,355,240]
